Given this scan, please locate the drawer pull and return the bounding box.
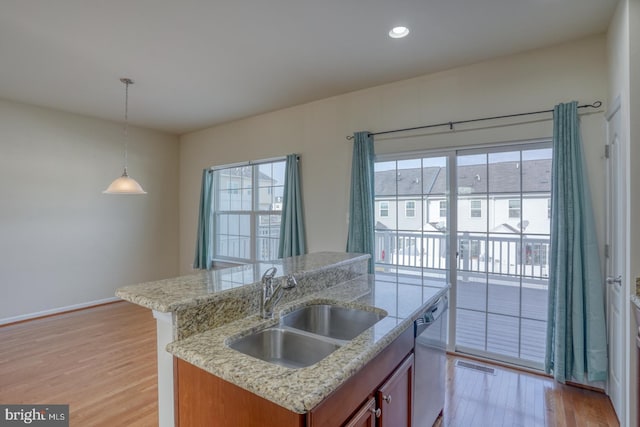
[383,394,392,403]
[370,407,381,418]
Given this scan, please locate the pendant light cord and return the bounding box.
[103,77,146,194]
[123,79,130,175]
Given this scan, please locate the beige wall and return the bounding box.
[0,99,180,322]
[179,35,608,275]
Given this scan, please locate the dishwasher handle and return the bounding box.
[415,296,448,336]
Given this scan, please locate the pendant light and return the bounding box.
[103,78,147,195]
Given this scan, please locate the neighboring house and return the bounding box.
[374,158,551,277]
[215,166,281,211]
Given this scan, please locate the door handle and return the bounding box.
[606,275,622,286]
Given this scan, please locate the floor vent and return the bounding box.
[455,360,496,375]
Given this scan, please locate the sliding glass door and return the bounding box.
[373,142,551,369]
[373,154,450,287]
[455,143,551,368]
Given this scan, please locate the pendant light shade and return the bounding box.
[103,168,147,194]
[103,78,147,195]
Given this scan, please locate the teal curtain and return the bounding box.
[193,169,214,269]
[346,131,375,273]
[545,101,608,383]
[278,154,306,258]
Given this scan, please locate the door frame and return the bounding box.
[604,95,629,423]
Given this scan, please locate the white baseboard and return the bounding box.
[0,297,121,325]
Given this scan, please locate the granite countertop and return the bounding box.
[167,275,449,414]
[116,252,368,312]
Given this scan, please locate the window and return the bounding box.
[375,141,551,369]
[405,201,416,217]
[509,199,521,218]
[213,159,286,262]
[439,200,447,218]
[373,155,449,275]
[228,182,240,194]
[379,201,389,217]
[456,144,552,368]
[548,198,551,219]
[470,200,482,218]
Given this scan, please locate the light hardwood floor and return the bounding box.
[0,301,619,427]
[0,302,158,426]
[442,356,619,427]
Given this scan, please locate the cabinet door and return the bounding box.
[344,397,377,427]
[377,353,414,427]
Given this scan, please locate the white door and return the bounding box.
[605,97,626,421]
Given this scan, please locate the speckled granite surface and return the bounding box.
[167,275,449,414]
[115,252,368,313]
[173,257,368,340]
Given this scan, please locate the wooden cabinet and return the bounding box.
[175,358,304,427]
[308,326,413,426]
[377,354,413,427]
[344,398,377,427]
[175,326,414,427]
[341,353,414,427]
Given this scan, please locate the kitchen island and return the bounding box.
[117,252,448,426]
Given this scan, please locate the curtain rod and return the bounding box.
[345,101,602,140]
[209,155,299,171]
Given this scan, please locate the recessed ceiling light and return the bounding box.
[389,26,410,39]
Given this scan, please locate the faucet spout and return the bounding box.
[260,269,297,319]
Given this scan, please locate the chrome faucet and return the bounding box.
[260,267,297,319]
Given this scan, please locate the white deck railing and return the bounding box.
[374,230,550,279]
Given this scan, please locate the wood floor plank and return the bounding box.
[442,356,619,427]
[0,301,158,427]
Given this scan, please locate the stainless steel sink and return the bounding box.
[228,303,385,369]
[281,304,384,341]
[228,327,341,369]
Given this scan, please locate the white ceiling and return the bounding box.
[0,0,618,135]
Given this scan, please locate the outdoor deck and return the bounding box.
[375,270,548,367]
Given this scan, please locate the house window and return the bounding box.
[548,198,551,219]
[439,200,447,217]
[213,159,285,262]
[405,201,416,217]
[509,199,521,218]
[228,182,240,194]
[380,201,389,217]
[470,200,482,218]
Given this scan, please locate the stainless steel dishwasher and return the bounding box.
[413,294,448,427]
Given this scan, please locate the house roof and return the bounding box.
[217,167,277,184]
[375,158,551,196]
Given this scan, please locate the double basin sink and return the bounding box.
[228,304,385,369]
